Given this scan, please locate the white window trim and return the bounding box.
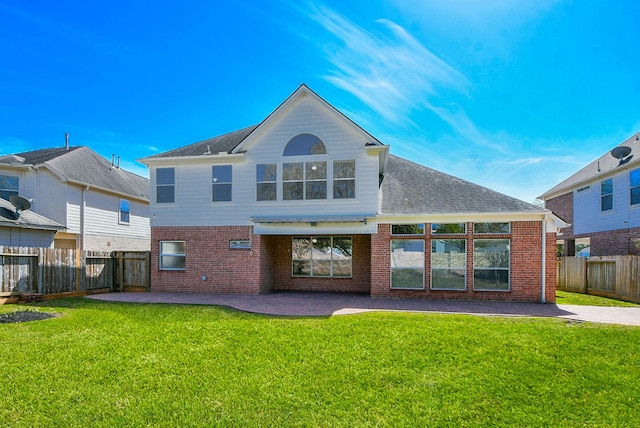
[472,239,510,292]
[118,198,130,225]
[390,239,425,290]
[430,239,467,291]
[159,240,186,271]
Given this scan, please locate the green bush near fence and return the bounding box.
[0,299,639,427]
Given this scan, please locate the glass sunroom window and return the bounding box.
[431,239,466,290]
[432,223,466,234]
[391,240,424,289]
[473,239,509,291]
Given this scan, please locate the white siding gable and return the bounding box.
[150,91,382,232]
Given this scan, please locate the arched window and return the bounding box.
[283,134,326,156]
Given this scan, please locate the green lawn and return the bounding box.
[1,298,639,427]
[556,290,640,307]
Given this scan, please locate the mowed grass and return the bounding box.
[1,299,639,427]
[557,290,640,307]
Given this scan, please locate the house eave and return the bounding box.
[138,153,246,166]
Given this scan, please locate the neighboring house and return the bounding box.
[0,145,150,251]
[0,196,64,247]
[541,131,640,257]
[139,84,564,302]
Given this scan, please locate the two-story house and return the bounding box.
[0,145,150,250]
[139,85,564,302]
[541,131,640,256]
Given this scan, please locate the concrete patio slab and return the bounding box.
[86,292,640,326]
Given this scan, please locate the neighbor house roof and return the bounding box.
[1,146,149,201]
[0,197,64,231]
[380,155,544,215]
[540,131,640,199]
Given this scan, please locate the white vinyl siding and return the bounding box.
[150,95,381,229]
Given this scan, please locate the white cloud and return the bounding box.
[305,5,470,126]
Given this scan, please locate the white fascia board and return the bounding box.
[138,153,246,167]
[376,211,551,224]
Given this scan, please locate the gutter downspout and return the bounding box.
[81,185,89,250]
[541,214,548,304]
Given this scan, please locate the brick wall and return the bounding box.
[545,193,574,239]
[151,226,271,294]
[371,222,556,302]
[589,227,640,256]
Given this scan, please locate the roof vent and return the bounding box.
[610,146,632,166]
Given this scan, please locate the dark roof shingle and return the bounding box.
[380,155,543,215]
[8,146,149,200]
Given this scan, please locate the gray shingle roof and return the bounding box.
[540,131,640,199]
[146,125,258,158]
[5,146,149,200]
[0,197,64,230]
[380,155,543,215]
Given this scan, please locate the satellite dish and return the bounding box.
[610,146,633,166]
[9,195,31,219]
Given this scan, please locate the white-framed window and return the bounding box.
[159,241,186,271]
[473,223,510,234]
[432,223,466,234]
[292,236,352,277]
[391,224,425,235]
[630,169,640,206]
[601,178,613,211]
[283,161,327,200]
[212,165,232,202]
[283,134,326,156]
[256,163,277,201]
[431,239,466,290]
[333,160,355,199]
[156,168,175,204]
[473,239,510,291]
[119,199,130,224]
[390,239,425,289]
[0,175,19,201]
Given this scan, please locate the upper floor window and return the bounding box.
[156,168,175,204]
[601,178,613,211]
[631,169,640,205]
[119,199,130,224]
[283,134,326,156]
[283,161,327,200]
[333,160,355,199]
[257,163,277,201]
[212,165,232,202]
[0,175,19,201]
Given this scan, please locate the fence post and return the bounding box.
[117,252,124,292]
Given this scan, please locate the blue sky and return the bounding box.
[2,0,639,203]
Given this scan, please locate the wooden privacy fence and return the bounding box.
[0,246,150,298]
[557,256,640,303]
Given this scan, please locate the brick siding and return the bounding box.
[545,193,574,239]
[371,222,556,302]
[151,222,556,302]
[588,227,640,256]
